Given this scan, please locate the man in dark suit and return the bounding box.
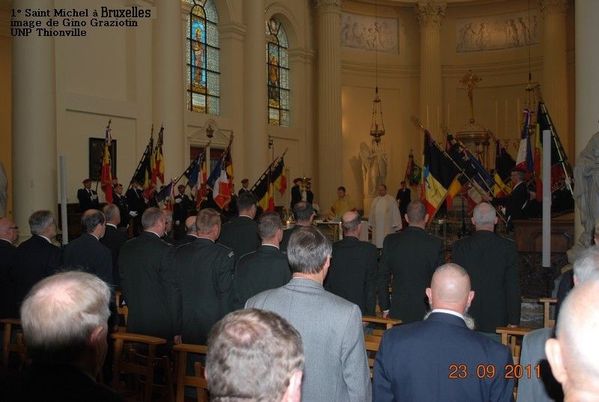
[0,217,18,318]
[290,178,302,209]
[237,178,251,195]
[280,201,315,253]
[118,207,178,342]
[173,184,192,240]
[6,271,121,402]
[374,263,514,402]
[325,210,377,315]
[64,209,113,286]
[169,208,235,345]
[232,212,290,309]
[125,180,147,236]
[77,178,100,212]
[395,180,411,220]
[175,215,199,247]
[100,204,128,287]
[112,183,129,229]
[379,200,444,323]
[218,192,260,261]
[495,168,530,231]
[10,210,62,317]
[452,202,520,336]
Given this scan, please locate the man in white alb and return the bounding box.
[369,184,401,249]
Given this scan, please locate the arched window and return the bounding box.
[266,18,290,127]
[185,0,219,115]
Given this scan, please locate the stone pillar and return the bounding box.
[153,0,185,178]
[243,0,269,180]
[12,0,57,235]
[540,0,569,156]
[316,0,342,212]
[416,0,446,140]
[574,0,599,243]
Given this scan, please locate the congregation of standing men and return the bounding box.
[8,172,597,402]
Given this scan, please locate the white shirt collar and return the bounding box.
[262,242,279,249]
[38,234,52,244]
[431,308,465,322]
[106,223,117,229]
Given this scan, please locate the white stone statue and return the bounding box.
[360,140,388,197]
[574,132,599,247]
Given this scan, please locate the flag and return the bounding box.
[495,140,516,182]
[131,134,153,196]
[100,121,113,203]
[404,152,422,186]
[422,131,457,219]
[209,137,234,209]
[251,155,286,211]
[156,181,174,207]
[445,135,464,208]
[515,109,534,174]
[151,127,165,193]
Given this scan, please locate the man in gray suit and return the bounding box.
[246,226,371,402]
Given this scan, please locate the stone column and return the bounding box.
[316,0,342,212]
[416,0,446,140]
[243,0,268,180]
[12,0,57,235]
[540,0,569,156]
[153,0,185,178]
[574,0,599,243]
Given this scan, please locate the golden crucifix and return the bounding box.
[460,70,481,124]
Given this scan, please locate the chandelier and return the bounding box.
[369,1,385,144]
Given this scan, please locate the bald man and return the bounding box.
[175,215,199,246]
[374,264,514,402]
[0,217,18,318]
[546,274,599,401]
[452,202,520,336]
[325,210,377,315]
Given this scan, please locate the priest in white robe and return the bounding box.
[369,184,402,248]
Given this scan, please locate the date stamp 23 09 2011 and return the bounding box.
[448,363,541,380]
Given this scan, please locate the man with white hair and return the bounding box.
[374,264,514,401]
[452,202,520,337]
[7,271,121,401]
[546,273,599,401]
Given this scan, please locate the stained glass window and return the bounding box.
[266,18,290,127]
[185,0,219,114]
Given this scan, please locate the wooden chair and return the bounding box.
[115,290,128,332]
[496,326,533,365]
[173,343,209,402]
[539,297,557,328]
[364,334,382,378]
[111,332,173,402]
[1,318,27,369]
[362,315,401,337]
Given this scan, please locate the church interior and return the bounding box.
[1,0,599,399]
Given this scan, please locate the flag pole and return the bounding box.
[128,125,154,188]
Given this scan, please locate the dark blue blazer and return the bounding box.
[374,312,514,402]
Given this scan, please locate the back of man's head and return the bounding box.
[573,246,599,285]
[206,309,304,402]
[81,209,105,234]
[406,200,427,226]
[141,207,164,231]
[341,211,361,236]
[546,274,599,399]
[185,215,197,234]
[258,212,283,242]
[21,271,111,369]
[237,192,257,215]
[196,208,221,236]
[287,226,331,275]
[29,210,55,236]
[293,202,314,224]
[103,203,120,225]
[427,263,474,315]
[472,202,496,229]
